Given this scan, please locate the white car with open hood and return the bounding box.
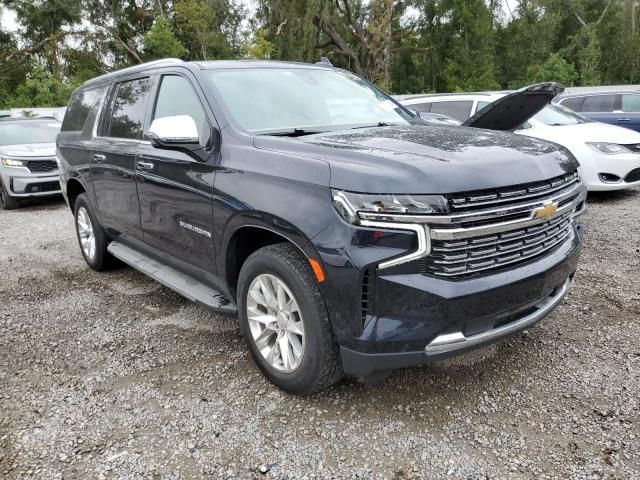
[400,85,640,191]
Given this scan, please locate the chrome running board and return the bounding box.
[424,278,571,356]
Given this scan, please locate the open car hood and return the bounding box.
[462,83,565,131]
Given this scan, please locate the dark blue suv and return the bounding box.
[555,90,640,132]
[58,59,586,394]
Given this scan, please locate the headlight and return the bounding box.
[332,189,448,224]
[1,158,26,167]
[586,142,632,155]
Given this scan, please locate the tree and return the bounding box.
[6,65,76,108]
[143,17,186,60]
[524,53,578,86]
[174,0,244,60]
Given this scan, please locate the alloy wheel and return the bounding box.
[77,207,96,260]
[246,273,305,373]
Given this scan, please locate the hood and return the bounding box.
[463,83,565,131]
[254,125,579,194]
[0,142,56,158]
[528,121,640,145]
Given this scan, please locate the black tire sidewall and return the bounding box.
[0,177,20,210]
[238,248,330,394]
[74,194,109,270]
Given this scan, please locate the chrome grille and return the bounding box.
[422,212,573,277]
[421,170,586,278]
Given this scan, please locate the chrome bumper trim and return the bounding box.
[424,278,571,356]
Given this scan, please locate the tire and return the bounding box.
[0,178,20,210]
[74,193,116,271]
[237,243,343,395]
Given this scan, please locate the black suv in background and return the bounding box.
[58,59,586,394]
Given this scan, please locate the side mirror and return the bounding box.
[148,115,200,150]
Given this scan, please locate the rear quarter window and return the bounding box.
[559,97,585,112]
[621,94,640,113]
[409,102,432,113]
[61,88,103,132]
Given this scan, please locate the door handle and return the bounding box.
[618,118,631,122]
[93,154,106,163]
[137,161,154,171]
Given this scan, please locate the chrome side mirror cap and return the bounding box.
[148,115,199,146]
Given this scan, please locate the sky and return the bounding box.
[1,7,17,32]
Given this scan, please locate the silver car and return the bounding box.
[0,117,62,210]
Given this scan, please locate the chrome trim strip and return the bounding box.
[449,176,579,210]
[425,278,571,355]
[358,181,585,225]
[359,220,430,269]
[430,196,581,241]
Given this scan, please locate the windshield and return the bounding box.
[206,68,415,134]
[532,104,590,126]
[0,120,61,146]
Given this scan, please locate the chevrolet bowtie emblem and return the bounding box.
[533,201,558,220]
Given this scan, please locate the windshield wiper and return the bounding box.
[350,122,400,130]
[260,128,326,137]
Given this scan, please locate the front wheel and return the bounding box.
[237,243,342,395]
[0,178,20,210]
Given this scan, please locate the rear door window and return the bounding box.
[152,75,211,147]
[107,77,151,140]
[61,88,103,132]
[559,97,585,112]
[429,101,473,121]
[621,94,640,113]
[581,94,617,113]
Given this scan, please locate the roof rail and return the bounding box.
[83,58,184,87]
[0,115,59,122]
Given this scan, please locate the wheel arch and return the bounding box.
[66,177,88,212]
[221,213,324,302]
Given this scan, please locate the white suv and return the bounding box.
[0,117,62,209]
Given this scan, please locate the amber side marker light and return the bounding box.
[308,258,325,283]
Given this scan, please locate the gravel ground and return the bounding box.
[1,189,639,480]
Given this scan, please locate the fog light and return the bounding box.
[598,173,621,183]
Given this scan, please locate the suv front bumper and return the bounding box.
[337,226,581,377]
[1,166,61,197]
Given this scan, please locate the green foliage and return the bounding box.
[143,17,186,60]
[2,65,77,108]
[522,53,578,87]
[243,29,275,59]
[174,0,244,60]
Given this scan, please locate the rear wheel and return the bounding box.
[237,243,342,395]
[74,193,116,271]
[0,178,20,210]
